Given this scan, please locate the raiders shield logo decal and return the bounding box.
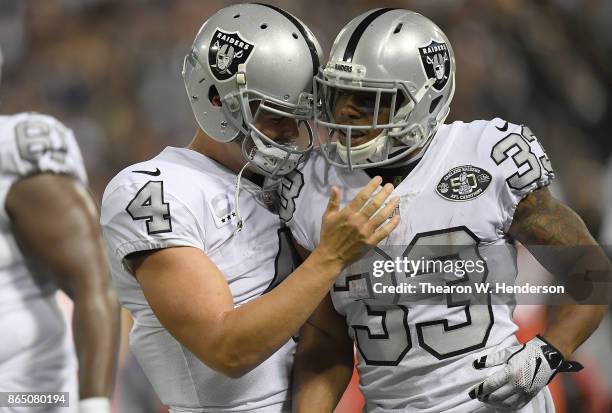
[419,40,451,91]
[436,165,492,202]
[208,29,255,81]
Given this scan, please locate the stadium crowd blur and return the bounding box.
[1,0,611,412]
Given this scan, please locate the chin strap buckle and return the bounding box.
[236,63,247,86]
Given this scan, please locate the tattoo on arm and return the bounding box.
[509,187,595,246]
[509,189,610,358]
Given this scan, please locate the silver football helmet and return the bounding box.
[183,3,322,178]
[315,8,456,169]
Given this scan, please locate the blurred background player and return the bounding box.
[0,48,119,412]
[100,4,398,413]
[286,8,609,412]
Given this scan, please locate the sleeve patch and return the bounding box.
[207,192,238,228]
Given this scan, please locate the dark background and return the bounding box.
[1,0,611,235]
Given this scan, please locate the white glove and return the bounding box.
[468,335,583,410]
[79,397,111,413]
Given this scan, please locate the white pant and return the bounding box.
[0,295,77,413]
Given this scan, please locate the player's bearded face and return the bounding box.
[331,91,392,146]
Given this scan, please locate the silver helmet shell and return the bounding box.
[315,8,456,169]
[183,3,322,177]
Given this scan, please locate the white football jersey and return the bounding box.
[283,118,555,412]
[0,113,85,404]
[101,147,298,412]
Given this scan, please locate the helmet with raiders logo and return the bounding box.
[183,3,322,178]
[314,8,455,169]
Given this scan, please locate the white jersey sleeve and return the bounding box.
[101,176,205,263]
[485,120,555,232]
[0,113,88,224]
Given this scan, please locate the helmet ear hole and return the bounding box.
[208,85,221,106]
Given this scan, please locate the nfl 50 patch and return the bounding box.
[436,165,492,201]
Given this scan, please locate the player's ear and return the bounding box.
[208,85,221,107]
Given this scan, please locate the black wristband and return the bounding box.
[536,334,584,373]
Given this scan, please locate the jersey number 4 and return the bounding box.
[126,181,172,234]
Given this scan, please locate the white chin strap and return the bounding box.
[336,133,387,165]
[249,132,301,176]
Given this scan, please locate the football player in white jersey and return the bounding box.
[287,9,610,413]
[0,50,119,411]
[100,4,399,413]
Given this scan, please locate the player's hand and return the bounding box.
[317,176,400,268]
[468,335,583,410]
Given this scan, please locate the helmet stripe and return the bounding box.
[343,8,397,63]
[253,3,320,76]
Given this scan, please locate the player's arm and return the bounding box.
[6,173,120,405]
[469,187,609,408]
[508,186,609,357]
[293,293,354,413]
[129,177,399,378]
